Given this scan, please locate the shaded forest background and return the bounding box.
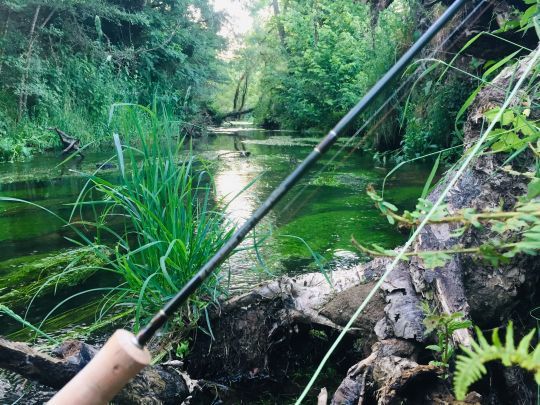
[0,0,225,159]
[0,0,534,161]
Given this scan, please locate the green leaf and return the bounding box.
[421,154,440,200]
[501,111,515,126]
[464,209,481,227]
[514,114,536,137]
[520,5,538,28]
[454,322,540,400]
[382,201,398,212]
[450,226,467,237]
[419,251,452,269]
[455,87,480,131]
[526,178,540,200]
[482,50,520,81]
[113,133,125,178]
[371,244,386,253]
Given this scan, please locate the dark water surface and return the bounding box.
[0,127,431,336]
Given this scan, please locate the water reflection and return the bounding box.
[213,136,276,291]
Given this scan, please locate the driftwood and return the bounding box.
[332,339,482,405]
[48,127,83,156]
[0,337,189,404]
[181,50,540,403]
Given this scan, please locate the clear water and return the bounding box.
[0,127,431,335]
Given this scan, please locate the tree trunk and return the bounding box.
[0,338,189,404]
[239,72,249,112]
[272,0,287,49]
[17,5,41,122]
[0,10,11,77]
[312,0,319,47]
[233,72,246,111]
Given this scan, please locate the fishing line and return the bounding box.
[278,0,490,220]
[134,0,471,347]
[246,1,489,264]
[295,47,540,403]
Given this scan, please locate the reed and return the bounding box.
[74,104,235,332]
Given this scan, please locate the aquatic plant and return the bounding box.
[72,104,236,333]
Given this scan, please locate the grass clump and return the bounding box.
[74,104,236,334]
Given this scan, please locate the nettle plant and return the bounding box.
[484,104,538,153]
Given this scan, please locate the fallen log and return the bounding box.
[327,47,540,405]
[218,108,254,121]
[186,262,387,381]
[48,127,84,156]
[0,337,189,404]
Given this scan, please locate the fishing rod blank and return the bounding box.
[49,0,468,403]
[135,0,469,347]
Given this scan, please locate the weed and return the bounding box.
[73,104,237,334]
[422,302,472,377]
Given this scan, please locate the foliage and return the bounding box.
[485,106,539,153]
[0,0,226,160]
[0,106,238,336]
[454,322,540,400]
[496,0,539,34]
[247,0,416,133]
[0,304,58,343]
[74,105,236,332]
[422,303,472,376]
[400,75,471,160]
[356,176,540,268]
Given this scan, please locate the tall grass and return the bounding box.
[73,104,236,332]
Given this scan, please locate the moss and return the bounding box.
[0,247,105,307]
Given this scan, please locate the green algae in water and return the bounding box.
[308,172,379,189]
[0,129,431,342]
[0,247,104,307]
[242,136,316,147]
[7,301,133,344]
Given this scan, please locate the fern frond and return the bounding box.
[454,322,540,400]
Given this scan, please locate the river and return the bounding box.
[0,125,431,338]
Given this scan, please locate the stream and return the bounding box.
[0,125,431,339]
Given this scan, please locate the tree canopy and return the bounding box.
[0,0,226,157]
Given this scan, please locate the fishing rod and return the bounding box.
[49,0,468,403]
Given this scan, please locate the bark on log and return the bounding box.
[0,337,189,404]
[186,263,388,380]
[328,48,540,405]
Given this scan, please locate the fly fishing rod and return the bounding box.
[49,0,468,403]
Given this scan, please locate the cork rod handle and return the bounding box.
[48,329,151,405]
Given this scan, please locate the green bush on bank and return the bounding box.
[0,0,226,161]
